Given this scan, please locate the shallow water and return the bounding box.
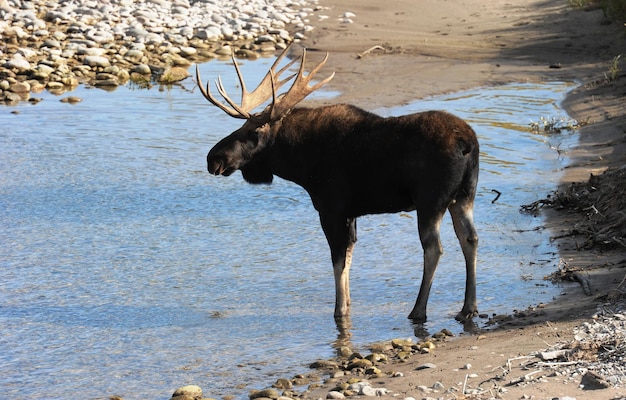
[0,57,578,399]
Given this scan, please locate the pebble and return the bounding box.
[310,359,339,369]
[171,385,202,400]
[83,55,110,68]
[416,363,437,370]
[9,81,29,93]
[346,358,372,370]
[59,96,82,104]
[0,0,322,104]
[432,381,444,390]
[391,338,413,349]
[272,378,292,390]
[346,381,389,397]
[249,388,279,399]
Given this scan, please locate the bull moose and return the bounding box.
[197,45,479,323]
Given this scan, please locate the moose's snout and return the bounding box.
[207,154,236,176]
[207,152,223,175]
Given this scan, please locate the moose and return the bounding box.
[197,45,479,323]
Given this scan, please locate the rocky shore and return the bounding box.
[166,303,626,400]
[0,0,329,104]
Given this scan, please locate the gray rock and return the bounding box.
[83,55,111,68]
[78,46,106,56]
[178,46,197,57]
[432,381,445,390]
[416,363,437,370]
[42,38,62,48]
[123,49,144,63]
[360,385,376,396]
[5,56,31,71]
[581,371,610,389]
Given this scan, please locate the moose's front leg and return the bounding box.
[320,214,357,319]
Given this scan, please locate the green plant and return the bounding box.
[609,54,622,80]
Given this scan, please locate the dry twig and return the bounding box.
[356,45,386,59]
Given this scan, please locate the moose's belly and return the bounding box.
[348,186,416,217]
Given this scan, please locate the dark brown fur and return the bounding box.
[208,103,479,323]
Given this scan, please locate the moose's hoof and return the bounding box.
[455,309,478,323]
[408,312,427,324]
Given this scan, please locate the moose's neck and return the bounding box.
[267,104,378,189]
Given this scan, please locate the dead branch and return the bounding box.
[491,189,501,204]
[356,45,386,59]
[506,355,535,371]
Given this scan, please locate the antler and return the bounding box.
[196,45,335,121]
[196,44,299,119]
[270,49,335,120]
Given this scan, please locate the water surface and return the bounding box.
[0,57,578,399]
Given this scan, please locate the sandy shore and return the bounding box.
[282,0,626,399]
[302,0,623,108]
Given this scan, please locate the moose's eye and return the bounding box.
[247,129,259,140]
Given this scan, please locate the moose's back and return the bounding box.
[274,104,479,218]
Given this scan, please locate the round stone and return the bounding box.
[9,81,30,93]
[172,385,203,399]
[83,55,111,68]
[5,56,31,71]
[249,388,279,399]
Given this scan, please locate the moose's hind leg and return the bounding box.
[449,200,479,322]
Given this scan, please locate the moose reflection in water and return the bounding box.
[197,44,479,325]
